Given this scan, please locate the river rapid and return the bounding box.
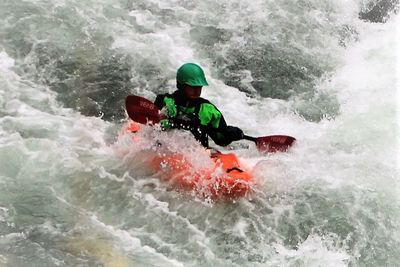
[0,0,399,266]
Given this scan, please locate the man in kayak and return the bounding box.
[154,63,244,148]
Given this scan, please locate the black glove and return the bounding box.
[226,126,244,142]
[169,114,200,131]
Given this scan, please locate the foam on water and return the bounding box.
[0,0,399,266]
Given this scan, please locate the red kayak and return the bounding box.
[119,121,255,200]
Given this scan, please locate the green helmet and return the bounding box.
[176,63,209,87]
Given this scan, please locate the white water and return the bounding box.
[0,0,399,266]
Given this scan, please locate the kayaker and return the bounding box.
[154,63,244,148]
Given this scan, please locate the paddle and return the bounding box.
[242,135,296,153]
[125,95,164,124]
[125,95,296,153]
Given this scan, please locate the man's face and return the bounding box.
[183,84,202,99]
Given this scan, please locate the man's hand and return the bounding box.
[226,126,244,141]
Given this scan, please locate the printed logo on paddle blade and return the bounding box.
[139,99,157,111]
[270,136,287,144]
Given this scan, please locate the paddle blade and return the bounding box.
[125,95,163,124]
[255,135,296,153]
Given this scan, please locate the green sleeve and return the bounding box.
[154,94,177,117]
[199,103,240,146]
[198,103,222,128]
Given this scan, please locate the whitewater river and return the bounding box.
[0,0,399,266]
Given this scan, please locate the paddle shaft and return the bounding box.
[243,135,257,142]
[125,95,295,153]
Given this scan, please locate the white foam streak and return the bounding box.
[273,235,350,267]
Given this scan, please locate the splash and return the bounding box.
[0,0,399,266]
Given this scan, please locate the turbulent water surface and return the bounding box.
[0,0,399,266]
